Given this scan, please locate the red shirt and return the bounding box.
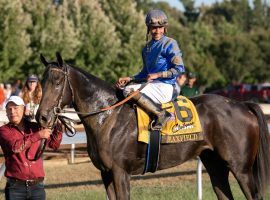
[0,120,62,180]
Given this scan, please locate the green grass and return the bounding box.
[46,189,106,200]
[44,179,270,200]
[1,159,270,200]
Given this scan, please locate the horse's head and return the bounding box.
[36,53,73,128]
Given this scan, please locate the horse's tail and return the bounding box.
[245,102,270,196]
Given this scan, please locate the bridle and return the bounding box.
[47,64,72,116]
[31,65,72,161]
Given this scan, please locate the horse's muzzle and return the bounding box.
[36,111,55,128]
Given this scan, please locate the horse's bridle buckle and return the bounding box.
[53,106,61,115]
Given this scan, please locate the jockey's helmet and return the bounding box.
[145,9,168,28]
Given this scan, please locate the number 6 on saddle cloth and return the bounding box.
[137,95,203,173]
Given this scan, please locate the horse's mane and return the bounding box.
[43,61,126,102]
[67,64,124,99]
[68,64,131,108]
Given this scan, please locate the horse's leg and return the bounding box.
[101,170,116,200]
[232,171,262,200]
[200,150,234,200]
[112,166,131,200]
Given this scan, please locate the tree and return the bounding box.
[182,22,222,88]
[0,0,32,82]
[22,0,80,76]
[100,0,145,80]
[231,0,252,31]
[211,33,260,84]
[250,28,270,82]
[0,0,269,88]
[181,0,200,23]
[69,0,121,82]
[252,0,266,27]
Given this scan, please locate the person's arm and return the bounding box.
[0,126,50,153]
[164,40,185,78]
[116,51,147,87]
[47,122,63,150]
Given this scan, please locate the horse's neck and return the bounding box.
[68,68,121,170]
[69,67,118,129]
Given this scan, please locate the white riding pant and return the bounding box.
[123,80,174,104]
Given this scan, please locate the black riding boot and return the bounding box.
[133,93,171,130]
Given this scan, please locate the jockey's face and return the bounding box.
[150,26,165,40]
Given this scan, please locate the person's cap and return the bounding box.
[27,74,38,82]
[188,72,197,79]
[4,96,25,108]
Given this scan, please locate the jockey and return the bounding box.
[116,9,185,130]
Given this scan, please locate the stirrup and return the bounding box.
[149,120,162,131]
[149,112,171,131]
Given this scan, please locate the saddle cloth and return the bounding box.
[137,95,203,144]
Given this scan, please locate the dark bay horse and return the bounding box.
[37,53,270,200]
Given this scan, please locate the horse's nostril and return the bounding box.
[41,116,48,123]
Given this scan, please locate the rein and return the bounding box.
[56,89,141,116]
[54,84,145,135]
[34,65,148,160]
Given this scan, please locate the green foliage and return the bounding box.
[183,22,222,87]
[22,0,81,77]
[30,179,270,200]
[0,0,32,82]
[211,33,260,84]
[69,0,121,82]
[100,0,145,80]
[0,0,269,89]
[250,28,270,81]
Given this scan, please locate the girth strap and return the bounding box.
[143,130,161,173]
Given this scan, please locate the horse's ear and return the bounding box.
[40,54,48,67]
[56,52,64,67]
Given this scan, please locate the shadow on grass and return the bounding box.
[45,169,207,189]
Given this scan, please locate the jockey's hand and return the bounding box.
[116,77,132,88]
[147,73,161,81]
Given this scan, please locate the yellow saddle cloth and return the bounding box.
[137,95,203,144]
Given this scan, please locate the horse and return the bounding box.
[36,53,270,200]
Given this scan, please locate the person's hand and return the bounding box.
[116,77,132,88]
[147,73,161,81]
[53,120,63,133]
[39,128,52,139]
